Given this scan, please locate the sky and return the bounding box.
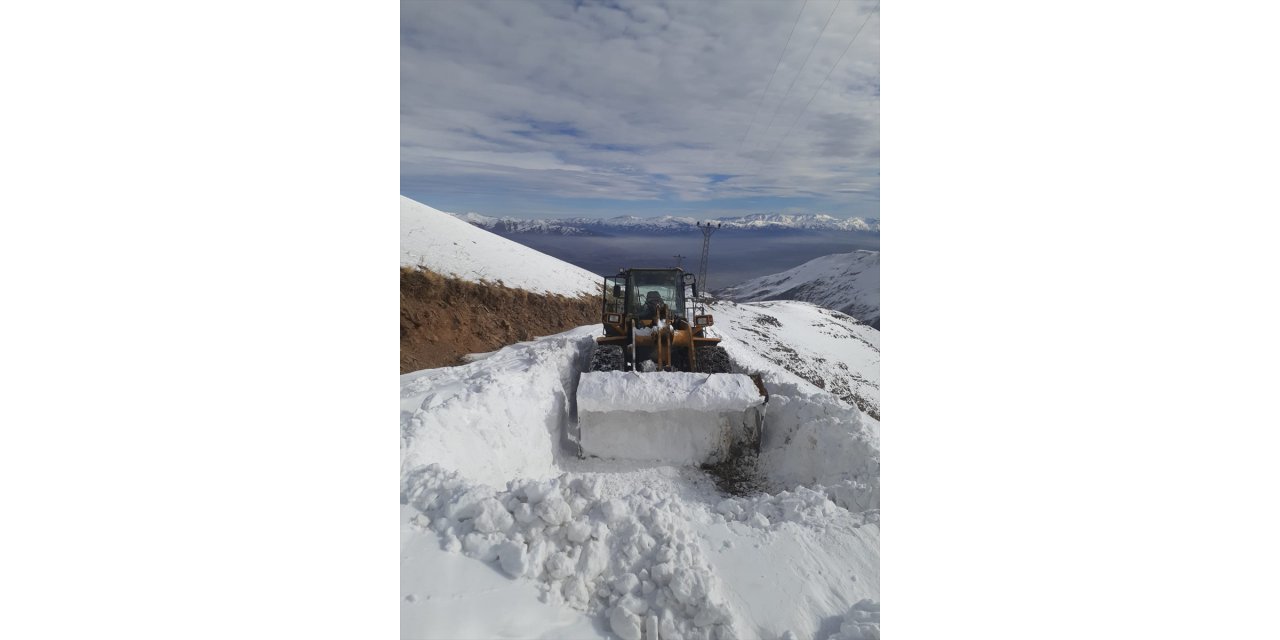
[401,0,879,220]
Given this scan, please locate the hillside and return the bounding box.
[717,250,881,329]
[401,196,602,297]
[710,300,880,421]
[400,196,604,371]
[400,267,597,372]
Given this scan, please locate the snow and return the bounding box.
[400,325,598,487]
[708,300,880,422]
[755,382,880,499]
[401,295,879,637]
[403,465,745,639]
[398,193,881,636]
[576,371,766,465]
[717,250,880,328]
[577,371,764,414]
[824,601,881,640]
[400,196,601,297]
[401,506,602,639]
[578,407,755,467]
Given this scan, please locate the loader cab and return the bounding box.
[627,269,686,319]
[600,268,693,337]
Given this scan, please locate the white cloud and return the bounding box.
[401,0,878,213]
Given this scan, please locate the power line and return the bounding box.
[752,0,842,152]
[735,0,809,155]
[767,1,879,163]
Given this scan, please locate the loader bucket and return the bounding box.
[576,371,767,465]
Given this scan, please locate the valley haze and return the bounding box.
[447,210,880,289]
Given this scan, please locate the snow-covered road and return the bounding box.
[400,304,879,639]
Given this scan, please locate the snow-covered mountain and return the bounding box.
[452,210,880,236]
[400,195,880,639]
[401,196,601,297]
[727,212,878,232]
[717,250,880,329]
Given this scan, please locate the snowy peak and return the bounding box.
[452,211,602,236]
[717,250,880,329]
[449,210,880,235]
[724,213,878,232]
[400,196,602,297]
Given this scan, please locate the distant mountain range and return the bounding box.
[450,211,880,236]
[716,250,880,329]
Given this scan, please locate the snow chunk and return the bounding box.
[601,498,629,524]
[545,552,576,580]
[566,518,592,543]
[472,498,514,533]
[613,573,640,595]
[609,604,643,640]
[495,540,528,577]
[536,496,572,526]
[825,599,880,640]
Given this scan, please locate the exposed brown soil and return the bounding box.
[401,267,600,373]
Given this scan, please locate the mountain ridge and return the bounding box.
[451,210,880,236]
[716,250,881,329]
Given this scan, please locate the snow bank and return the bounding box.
[824,600,881,640]
[400,326,597,486]
[755,381,880,511]
[402,465,743,640]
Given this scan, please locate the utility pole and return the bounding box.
[673,254,686,268]
[695,221,721,313]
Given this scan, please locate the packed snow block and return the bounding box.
[576,371,766,465]
[577,371,765,413]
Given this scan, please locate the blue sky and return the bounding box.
[401,0,879,220]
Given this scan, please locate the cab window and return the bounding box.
[628,271,684,317]
[603,276,625,314]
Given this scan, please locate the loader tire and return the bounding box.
[589,345,625,372]
[694,346,732,374]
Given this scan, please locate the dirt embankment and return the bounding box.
[401,267,600,373]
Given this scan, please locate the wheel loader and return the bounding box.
[576,267,768,466]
